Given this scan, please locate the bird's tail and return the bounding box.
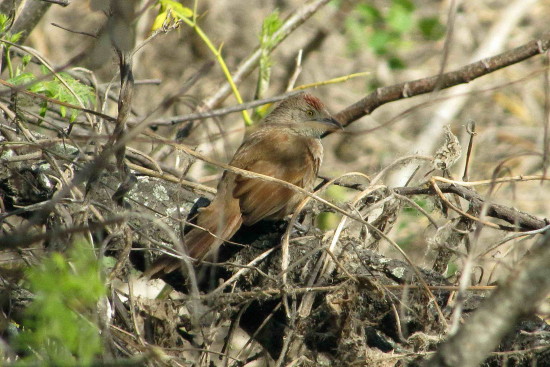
[143,198,242,279]
[185,202,242,259]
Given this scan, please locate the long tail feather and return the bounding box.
[143,195,242,279]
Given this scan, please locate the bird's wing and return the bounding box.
[228,128,321,225]
[233,142,320,225]
[233,158,314,226]
[185,193,242,259]
[144,182,243,278]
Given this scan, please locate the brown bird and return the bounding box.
[144,93,341,278]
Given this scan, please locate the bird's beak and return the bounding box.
[316,117,343,131]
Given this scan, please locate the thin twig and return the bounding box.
[462,120,476,181]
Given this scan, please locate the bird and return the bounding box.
[143,92,342,278]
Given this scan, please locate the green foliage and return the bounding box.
[387,0,415,33]
[8,67,96,123]
[15,241,105,366]
[0,12,10,33]
[0,13,21,42]
[7,72,35,86]
[152,0,193,30]
[2,11,96,124]
[343,0,445,69]
[260,10,283,51]
[317,211,341,230]
[444,260,458,278]
[403,196,431,215]
[325,184,349,203]
[396,197,433,248]
[418,16,446,40]
[0,12,24,78]
[254,10,283,120]
[316,186,351,230]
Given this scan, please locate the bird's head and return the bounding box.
[264,93,342,138]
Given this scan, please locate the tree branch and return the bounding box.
[394,183,548,231]
[334,34,550,126]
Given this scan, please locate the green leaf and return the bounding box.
[393,0,415,12]
[152,10,169,31]
[388,56,406,70]
[70,109,78,123]
[418,17,445,40]
[325,185,349,202]
[388,2,414,33]
[0,13,9,34]
[9,31,22,43]
[368,30,392,55]
[8,72,36,85]
[261,10,283,41]
[17,240,105,366]
[159,0,193,19]
[316,212,340,230]
[254,10,282,111]
[23,71,95,123]
[39,101,47,117]
[403,197,431,215]
[22,55,32,65]
[356,4,382,23]
[445,261,459,278]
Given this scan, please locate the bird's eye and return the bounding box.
[306,110,314,117]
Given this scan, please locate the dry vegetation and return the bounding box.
[1,0,549,366]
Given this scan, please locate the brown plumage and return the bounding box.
[144,93,341,278]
